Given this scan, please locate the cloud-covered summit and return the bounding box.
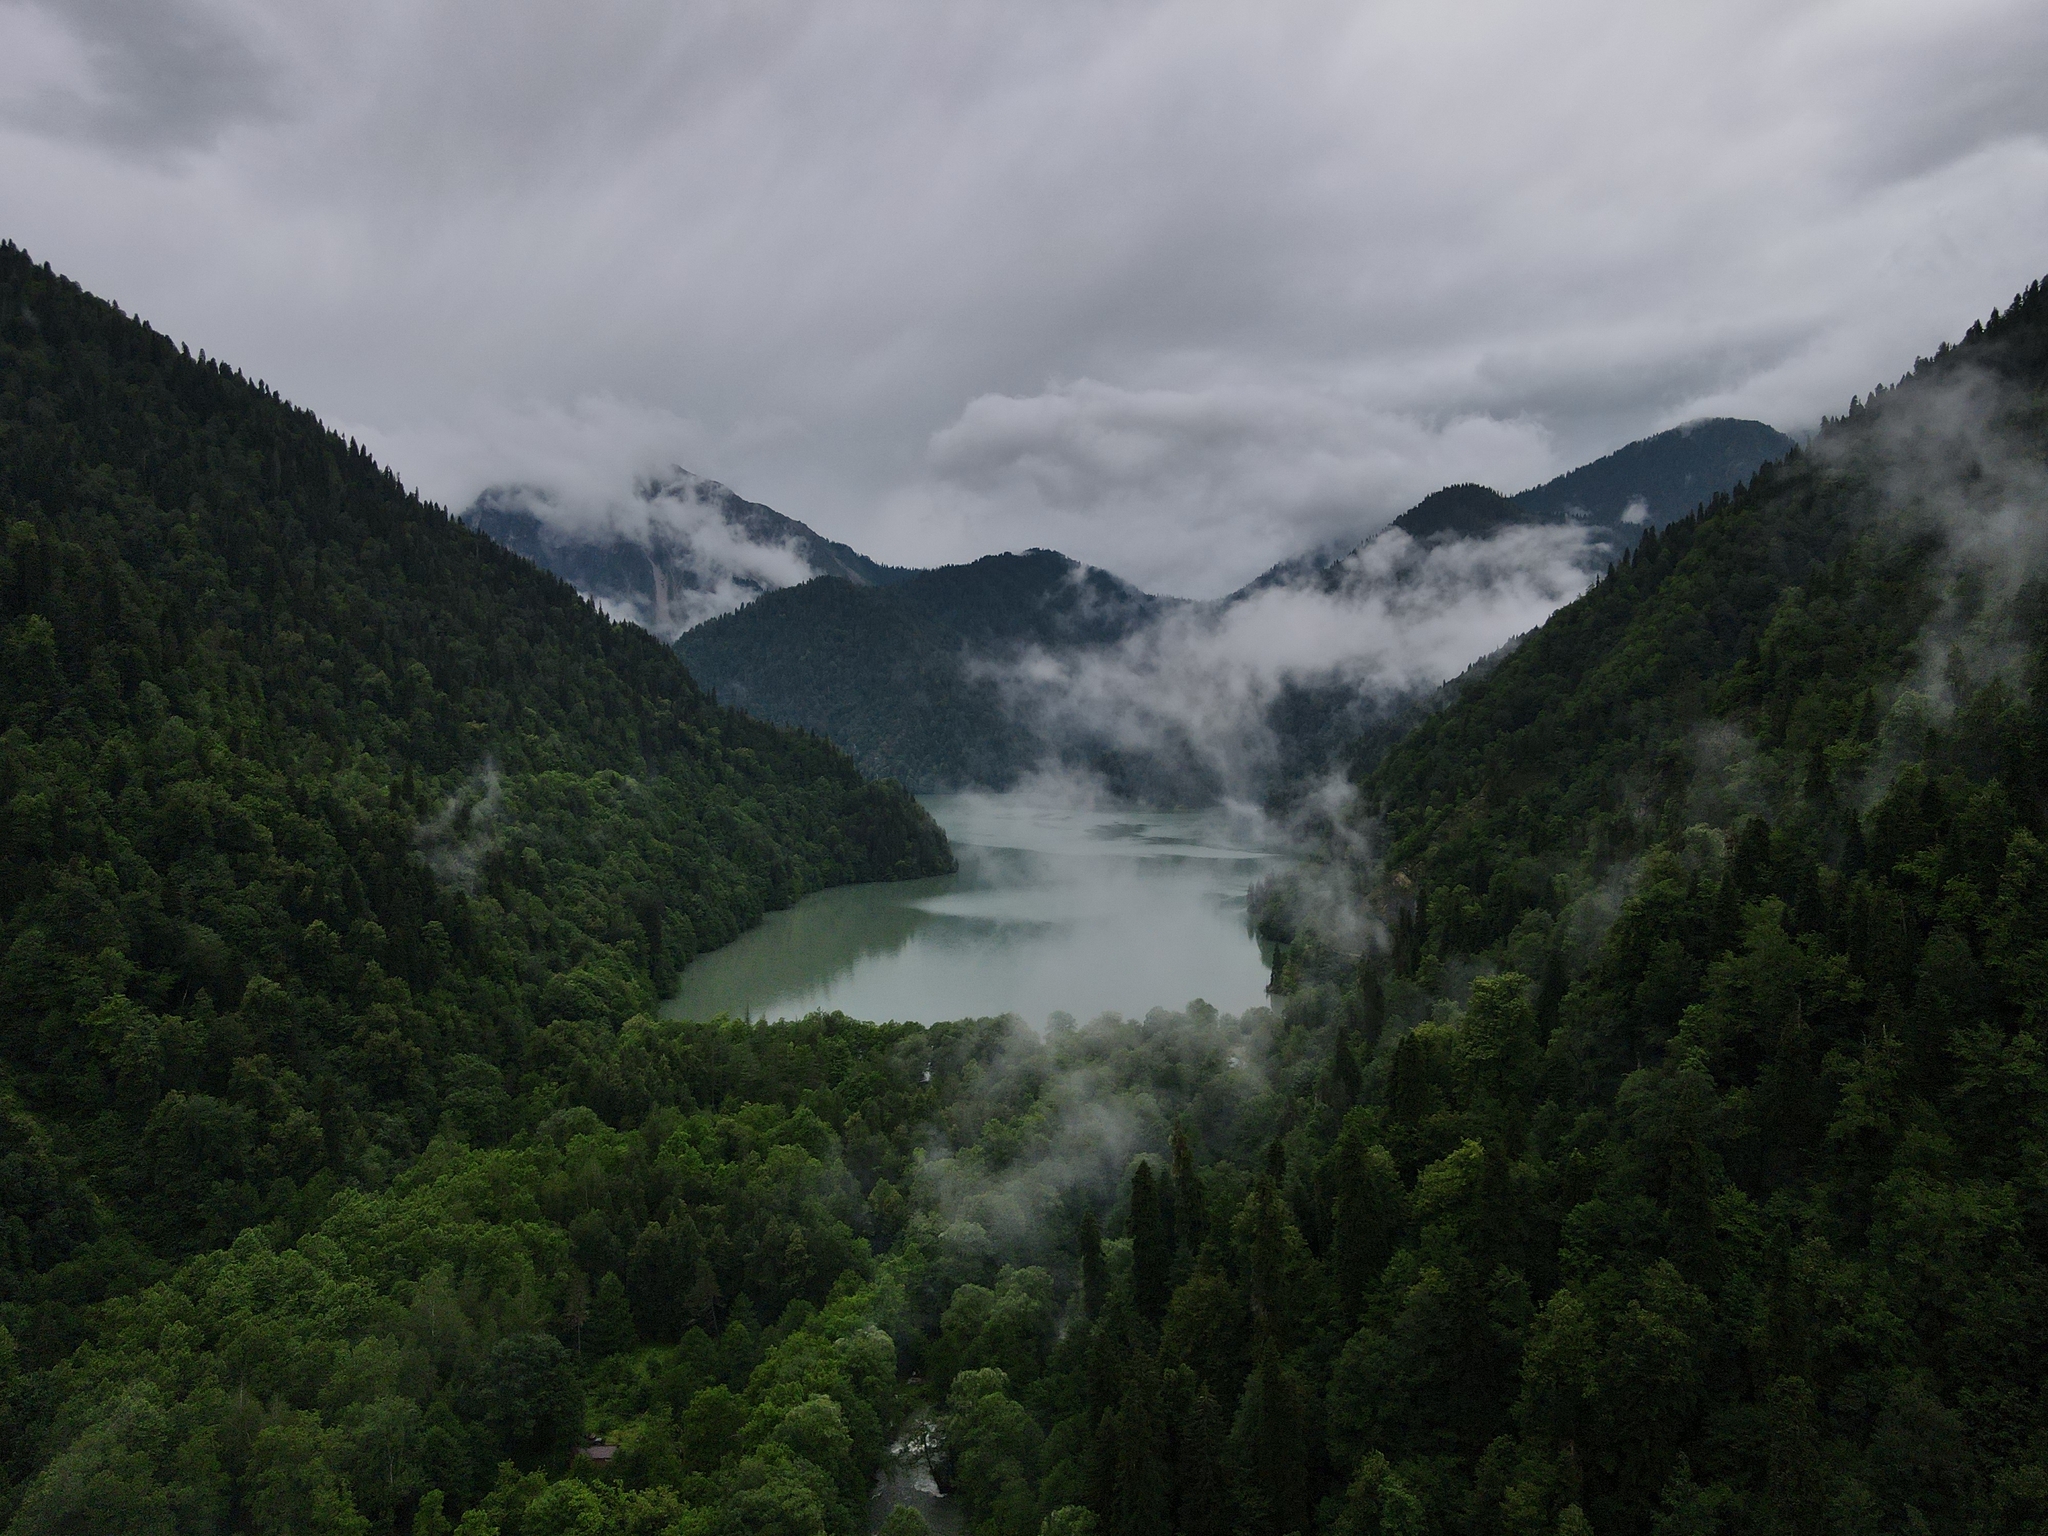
[461,469,909,640]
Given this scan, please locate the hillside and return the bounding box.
[0,239,950,1334]
[1513,415,1798,536]
[1236,275,2048,1530]
[676,549,1179,792]
[463,472,913,640]
[1390,482,1532,543]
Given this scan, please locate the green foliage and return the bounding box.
[0,239,947,1313]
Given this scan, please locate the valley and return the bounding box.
[457,411,1794,806]
[3,234,2047,1536]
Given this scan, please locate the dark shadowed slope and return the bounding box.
[676,549,1178,791]
[1513,415,1798,532]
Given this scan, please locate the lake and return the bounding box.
[663,792,1290,1026]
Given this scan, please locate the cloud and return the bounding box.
[900,378,1559,595]
[0,0,281,155]
[985,520,1598,796]
[345,394,743,519]
[2,0,2045,596]
[416,759,503,893]
[1814,362,2048,727]
[480,473,822,636]
[914,1004,1275,1259]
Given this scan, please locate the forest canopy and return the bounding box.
[0,237,946,1396]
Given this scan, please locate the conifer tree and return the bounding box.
[1170,1124,1205,1263]
[1129,1163,1171,1325]
[1080,1211,1108,1321]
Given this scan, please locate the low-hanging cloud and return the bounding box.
[1825,364,2048,606]
[1802,360,2048,804]
[914,1005,1275,1260]
[415,758,503,893]
[475,472,821,637]
[982,518,1599,799]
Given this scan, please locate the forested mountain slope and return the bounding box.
[1387,483,1532,545]
[675,550,1177,792]
[1512,417,1797,539]
[1233,276,2048,1531]
[0,239,948,1383]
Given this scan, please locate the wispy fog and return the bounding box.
[415,758,503,892]
[914,1004,1274,1262]
[1808,363,2048,795]
[985,519,1600,800]
[902,379,1563,596]
[468,471,825,638]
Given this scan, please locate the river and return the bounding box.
[663,792,1290,1026]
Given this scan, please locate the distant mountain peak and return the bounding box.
[1232,417,1795,599]
[639,466,733,504]
[1512,417,1796,534]
[1391,483,1531,543]
[461,470,911,639]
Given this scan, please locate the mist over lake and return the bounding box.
[664,791,1291,1025]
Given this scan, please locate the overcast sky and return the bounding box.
[4,1,2046,595]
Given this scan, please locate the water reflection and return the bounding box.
[665,793,1290,1025]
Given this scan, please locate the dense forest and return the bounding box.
[0,237,953,1530]
[4,235,2048,1536]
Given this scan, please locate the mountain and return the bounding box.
[461,470,913,640]
[1230,274,2048,1533]
[1238,418,1794,596]
[1390,480,1533,542]
[676,548,1182,793]
[466,418,1792,803]
[1210,421,1801,795]
[1512,414,1798,537]
[0,238,949,1325]
[683,421,1795,803]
